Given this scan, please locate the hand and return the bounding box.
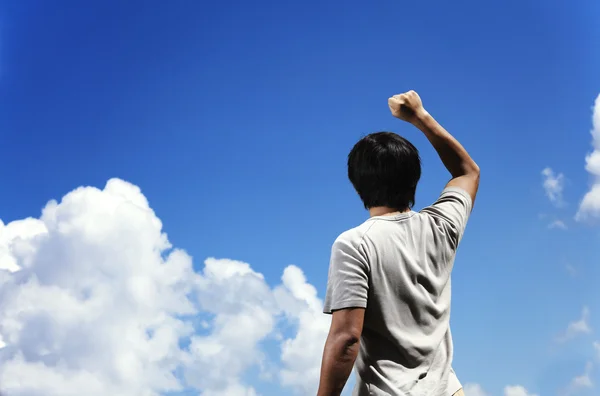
[388,90,427,124]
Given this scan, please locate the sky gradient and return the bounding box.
[1,1,599,395]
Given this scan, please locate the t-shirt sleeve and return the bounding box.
[419,186,473,250]
[323,234,369,315]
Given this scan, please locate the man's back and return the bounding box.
[323,187,472,396]
[316,91,479,396]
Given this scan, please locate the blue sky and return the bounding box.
[1,1,599,395]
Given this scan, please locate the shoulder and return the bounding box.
[330,221,380,264]
[417,186,473,249]
[419,187,472,216]
[333,220,376,249]
[329,223,373,274]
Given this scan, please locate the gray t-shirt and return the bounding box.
[323,187,472,396]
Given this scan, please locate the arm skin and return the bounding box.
[388,90,480,204]
[317,308,365,396]
[412,110,480,205]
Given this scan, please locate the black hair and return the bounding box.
[347,132,421,211]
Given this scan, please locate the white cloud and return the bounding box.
[577,185,600,221]
[0,179,332,396]
[594,341,600,360]
[185,258,333,395]
[565,264,577,277]
[542,167,565,206]
[576,93,600,221]
[504,385,538,396]
[558,306,592,342]
[273,266,331,394]
[0,178,565,396]
[0,179,198,396]
[463,383,489,396]
[463,383,537,396]
[548,220,567,230]
[572,362,593,388]
[562,361,594,395]
[185,257,277,395]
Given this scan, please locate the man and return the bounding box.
[317,90,480,396]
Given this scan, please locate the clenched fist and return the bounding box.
[388,90,427,124]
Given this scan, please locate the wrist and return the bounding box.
[411,109,431,129]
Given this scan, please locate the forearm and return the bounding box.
[413,111,479,178]
[317,336,360,396]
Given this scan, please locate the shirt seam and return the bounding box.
[324,299,367,314]
[355,220,378,273]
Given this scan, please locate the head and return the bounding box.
[347,132,421,214]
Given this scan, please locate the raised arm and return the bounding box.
[388,90,480,204]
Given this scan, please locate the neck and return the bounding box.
[368,206,411,217]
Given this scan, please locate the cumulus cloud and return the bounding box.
[0,179,197,396]
[576,93,600,221]
[0,178,548,396]
[558,306,592,342]
[273,266,331,394]
[542,167,566,206]
[186,257,277,395]
[0,179,331,396]
[594,341,600,360]
[185,258,333,395]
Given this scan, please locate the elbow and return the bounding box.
[330,324,362,347]
[467,162,480,179]
[330,331,361,357]
[337,332,360,346]
[451,161,479,180]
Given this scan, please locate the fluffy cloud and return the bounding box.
[186,257,276,395]
[0,178,557,396]
[542,167,565,206]
[186,258,332,395]
[576,93,600,221]
[0,179,331,395]
[273,266,331,394]
[0,179,197,396]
